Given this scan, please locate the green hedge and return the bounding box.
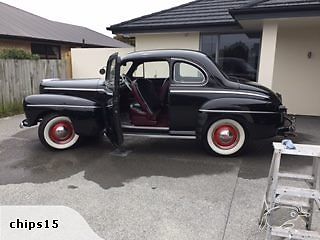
[0,48,40,60]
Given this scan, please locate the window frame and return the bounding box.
[172,59,208,86]
[200,32,262,82]
[31,43,61,59]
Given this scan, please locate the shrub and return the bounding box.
[0,48,40,60]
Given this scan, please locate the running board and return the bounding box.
[123,133,196,140]
[122,125,169,131]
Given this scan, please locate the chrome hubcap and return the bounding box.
[218,129,235,144]
[213,124,239,150]
[54,126,69,139]
[49,121,74,144]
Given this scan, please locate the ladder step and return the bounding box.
[273,142,320,157]
[271,227,320,239]
[278,172,315,182]
[275,199,311,209]
[276,186,320,200]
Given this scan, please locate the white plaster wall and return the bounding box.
[134,33,200,78]
[71,48,133,79]
[258,22,278,89]
[272,27,320,116]
[135,33,200,51]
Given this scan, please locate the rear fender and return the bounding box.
[196,98,281,140]
[23,94,106,136]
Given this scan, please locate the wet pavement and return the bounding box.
[0,115,319,239]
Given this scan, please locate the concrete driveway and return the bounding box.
[0,115,319,240]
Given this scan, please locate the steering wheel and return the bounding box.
[120,75,132,91]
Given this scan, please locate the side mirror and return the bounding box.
[99,68,106,75]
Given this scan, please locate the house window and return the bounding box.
[200,33,261,81]
[174,62,205,84]
[31,43,61,59]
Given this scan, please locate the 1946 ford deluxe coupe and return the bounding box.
[21,50,294,156]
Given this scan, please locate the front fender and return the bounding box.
[23,94,105,136]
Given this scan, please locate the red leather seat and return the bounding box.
[130,80,161,126]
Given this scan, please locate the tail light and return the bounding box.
[279,105,287,112]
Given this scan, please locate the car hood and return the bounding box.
[40,78,105,91]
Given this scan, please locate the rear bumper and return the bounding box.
[277,115,296,135]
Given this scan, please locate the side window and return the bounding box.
[133,61,169,79]
[133,64,144,78]
[174,62,205,84]
[120,61,133,76]
[144,62,169,78]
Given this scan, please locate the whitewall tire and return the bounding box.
[39,115,79,150]
[205,119,246,156]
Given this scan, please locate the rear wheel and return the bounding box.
[39,114,79,150]
[204,118,246,156]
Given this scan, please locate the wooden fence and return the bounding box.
[0,59,67,111]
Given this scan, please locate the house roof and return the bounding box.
[109,0,251,34]
[109,0,320,34]
[242,0,320,9]
[230,0,320,20]
[0,2,129,48]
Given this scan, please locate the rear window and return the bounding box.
[174,62,205,84]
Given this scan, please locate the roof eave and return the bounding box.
[230,4,320,21]
[0,34,126,48]
[108,22,240,35]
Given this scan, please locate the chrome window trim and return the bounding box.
[26,104,100,109]
[171,58,208,87]
[199,109,278,114]
[170,90,268,99]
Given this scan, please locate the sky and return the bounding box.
[1,0,192,36]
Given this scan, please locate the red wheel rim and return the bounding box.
[49,121,75,144]
[213,124,239,150]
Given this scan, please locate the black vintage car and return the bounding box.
[21,50,293,156]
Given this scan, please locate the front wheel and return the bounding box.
[38,114,80,150]
[203,119,247,156]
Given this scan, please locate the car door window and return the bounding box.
[133,61,169,79]
[174,62,205,84]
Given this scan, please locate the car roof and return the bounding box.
[121,49,211,64]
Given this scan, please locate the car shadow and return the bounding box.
[0,129,240,189]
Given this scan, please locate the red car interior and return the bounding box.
[129,79,169,127]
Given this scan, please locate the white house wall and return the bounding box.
[258,22,278,89]
[71,48,134,79]
[272,26,320,116]
[135,33,200,51]
[135,33,200,78]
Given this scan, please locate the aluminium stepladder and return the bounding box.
[260,142,320,240]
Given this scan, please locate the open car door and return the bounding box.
[105,53,123,147]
